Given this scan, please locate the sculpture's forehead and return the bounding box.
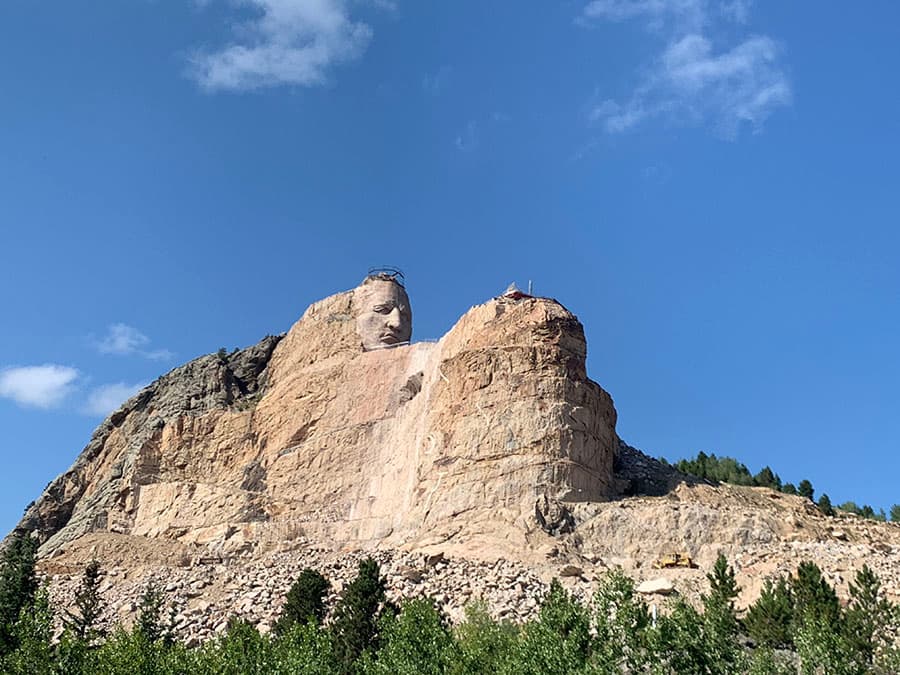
[356,280,409,307]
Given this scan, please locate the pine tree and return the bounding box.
[797,479,814,501]
[0,533,38,656]
[844,565,894,667]
[274,568,330,636]
[706,553,740,610]
[890,504,900,522]
[744,577,793,648]
[66,559,104,642]
[817,493,835,516]
[781,483,798,495]
[331,557,387,670]
[753,466,781,489]
[701,554,742,672]
[790,561,840,633]
[135,581,171,644]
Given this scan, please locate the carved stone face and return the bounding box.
[355,279,412,351]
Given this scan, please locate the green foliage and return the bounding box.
[3,587,54,675]
[817,493,835,516]
[200,617,277,674]
[745,647,796,675]
[797,479,814,500]
[794,611,861,675]
[88,628,195,675]
[0,532,38,656]
[791,561,841,634]
[844,564,894,668]
[274,568,330,636]
[453,602,517,674]
[744,577,793,648]
[66,559,104,643]
[506,579,591,675]
[675,451,758,486]
[890,504,900,522]
[753,465,781,490]
[363,597,456,674]
[272,621,339,674]
[135,581,172,645]
[652,598,714,674]
[782,482,798,495]
[330,557,387,670]
[3,552,899,674]
[701,555,744,674]
[591,568,651,672]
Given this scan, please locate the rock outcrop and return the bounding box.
[15,280,900,639]
[16,284,618,564]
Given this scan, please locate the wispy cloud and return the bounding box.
[95,324,172,361]
[0,365,79,409]
[189,0,378,92]
[583,0,790,138]
[84,382,148,417]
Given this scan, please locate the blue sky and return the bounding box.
[2,1,899,535]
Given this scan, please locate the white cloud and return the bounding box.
[84,382,148,417]
[0,365,79,409]
[583,0,790,137]
[583,0,707,31]
[96,324,172,361]
[189,0,375,92]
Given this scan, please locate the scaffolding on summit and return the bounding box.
[499,281,534,301]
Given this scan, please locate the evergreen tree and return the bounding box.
[274,568,330,636]
[66,559,105,642]
[781,482,798,495]
[790,561,840,634]
[844,564,894,668]
[744,577,793,648]
[0,532,38,656]
[797,479,814,500]
[331,557,387,670]
[890,504,900,522]
[701,554,742,673]
[135,581,171,644]
[753,466,781,489]
[817,493,835,516]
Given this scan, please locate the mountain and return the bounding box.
[12,276,900,639]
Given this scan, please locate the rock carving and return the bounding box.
[353,273,412,351]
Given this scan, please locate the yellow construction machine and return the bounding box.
[652,552,695,569]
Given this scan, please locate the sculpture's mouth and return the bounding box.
[380,331,403,344]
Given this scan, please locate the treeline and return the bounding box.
[1,533,900,673]
[670,451,898,522]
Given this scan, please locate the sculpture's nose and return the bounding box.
[385,307,402,329]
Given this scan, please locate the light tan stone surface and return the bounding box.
[16,283,617,564]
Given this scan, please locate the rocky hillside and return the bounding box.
[11,279,900,638]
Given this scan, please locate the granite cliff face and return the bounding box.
[17,285,618,564]
[16,282,900,639]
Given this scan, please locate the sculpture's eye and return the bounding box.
[373,304,393,314]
